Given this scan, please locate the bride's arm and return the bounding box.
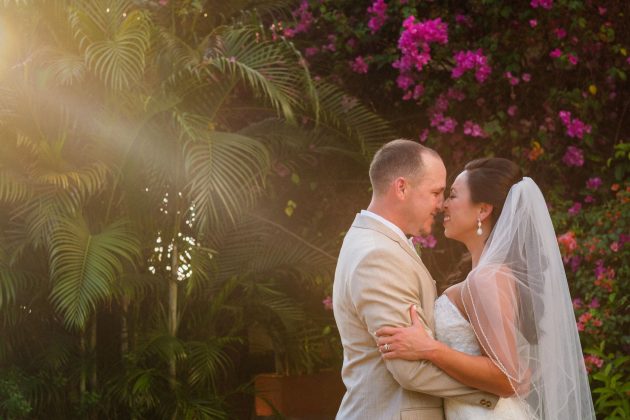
[376,306,515,397]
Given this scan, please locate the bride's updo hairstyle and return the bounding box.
[443,158,523,290]
[464,157,523,226]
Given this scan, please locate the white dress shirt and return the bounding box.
[360,210,415,250]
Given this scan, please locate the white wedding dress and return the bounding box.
[434,294,535,420]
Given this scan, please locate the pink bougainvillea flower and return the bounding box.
[282,0,312,38]
[568,54,579,65]
[305,47,319,57]
[568,202,582,216]
[553,28,567,39]
[350,56,369,74]
[507,105,518,117]
[504,71,520,86]
[451,49,492,83]
[418,129,429,143]
[550,48,562,58]
[412,234,437,248]
[367,0,388,34]
[586,177,602,190]
[393,17,448,99]
[322,296,333,310]
[463,120,487,138]
[562,146,584,167]
[558,110,592,139]
[521,73,532,82]
[529,19,538,28]
[455,14,472,27]
[531,0,553,9]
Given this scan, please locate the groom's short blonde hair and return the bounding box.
[369,139,440,196]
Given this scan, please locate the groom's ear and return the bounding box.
[393,177,407,199]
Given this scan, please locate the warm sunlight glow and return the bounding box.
[0,15,17,78]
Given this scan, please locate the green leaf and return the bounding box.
[184,131,270,231]
[49,217,140,330]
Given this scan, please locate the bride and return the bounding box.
[376,158,595,419]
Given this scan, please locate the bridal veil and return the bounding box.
[461,177,595,419]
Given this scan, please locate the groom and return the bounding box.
[333,140,497,419]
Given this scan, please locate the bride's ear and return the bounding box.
[479,203,493,222]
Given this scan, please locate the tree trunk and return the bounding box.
[169,243,179,389]
[121,295,129,355]
[80,330,87,395]
[90,317,98,420]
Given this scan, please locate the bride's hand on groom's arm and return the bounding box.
[375,305,445,361]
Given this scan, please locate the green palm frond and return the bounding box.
[314,80,395,157]
[0,166,30,203]
[71,1,152,90]
[45,50,87,86]
[211,216,336,284]
[139,331,187,365]
[33,160,110,200]
[49,216,140,330]
[174,395,229,420]
[103,366,170,414]
[13,189,84,249]
[185,337,241,388]
[0,245,38,309]
[206,27,312,122]
[244,279,305,328]
[184,130,270,232]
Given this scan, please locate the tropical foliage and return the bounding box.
[0,0,391,418]
[0,0,628,418]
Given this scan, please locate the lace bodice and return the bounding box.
[434,294,534,420]
[435,294,482,356]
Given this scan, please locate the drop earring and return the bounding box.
[476,218,483,236]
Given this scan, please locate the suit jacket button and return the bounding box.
[480,399,486,405]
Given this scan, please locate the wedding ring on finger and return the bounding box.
[383,343,390,353]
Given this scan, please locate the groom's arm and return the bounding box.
[350,247,499,408]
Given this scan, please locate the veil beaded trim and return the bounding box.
[460,177,595,419]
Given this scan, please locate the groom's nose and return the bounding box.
[436,195,445,210]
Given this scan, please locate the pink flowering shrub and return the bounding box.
[282,1,629,415]
[367,0,388,33]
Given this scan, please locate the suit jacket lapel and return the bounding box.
[351,214,426,268]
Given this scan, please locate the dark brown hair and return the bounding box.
[464,157,523,225]
[369,139,440,195]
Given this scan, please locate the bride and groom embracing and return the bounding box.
[332,140,595,420]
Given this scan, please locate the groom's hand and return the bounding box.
[375,305,440,361]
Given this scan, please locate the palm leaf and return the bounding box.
[314,80,395,157]
[184,130,270,232]
[72,2,152,90]
[48,216,140,330]
[0,245,38,309]
[185,337,241,388]
[210,216,336,284]
[0,166,30,203]
[206,27,312,122]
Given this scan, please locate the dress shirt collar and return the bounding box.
[360,210,409,244]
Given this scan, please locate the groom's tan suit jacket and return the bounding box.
[333,214,498,419]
